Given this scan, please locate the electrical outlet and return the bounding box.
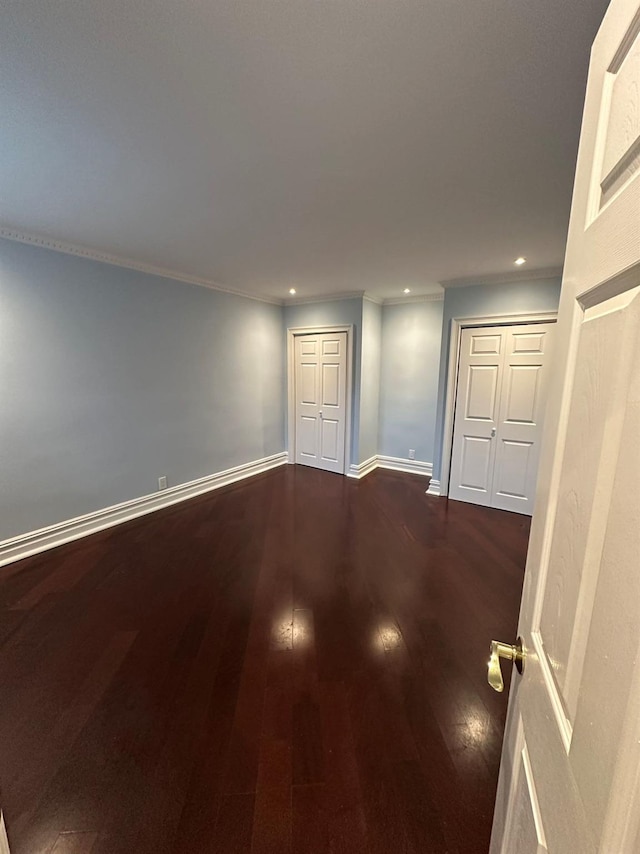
[158,476,168,490]
[408,449,416,460]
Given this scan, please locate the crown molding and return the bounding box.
[439,266,563,289]
[6,226,555,306]
[0,226,284,306]
[383,292,444,305]
[284,290,444,307]
[363,292,383,305]
[283,290,366,306]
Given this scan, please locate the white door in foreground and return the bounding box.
[448,323,554,515]
[490,2,640,853]
[294,332,347,474]
[0,813,10,854]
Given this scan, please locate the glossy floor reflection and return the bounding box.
[0,465,529,853]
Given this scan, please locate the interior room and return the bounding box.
[3,0,639,852]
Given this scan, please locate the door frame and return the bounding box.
[439,310,558,498]
[286,325,354,475]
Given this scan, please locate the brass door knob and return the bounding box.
[488,637,525,692]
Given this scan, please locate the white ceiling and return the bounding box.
[1,0,610,301]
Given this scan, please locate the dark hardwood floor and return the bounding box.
[0,466,529,854]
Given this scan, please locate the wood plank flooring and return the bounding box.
[0,466,529,854]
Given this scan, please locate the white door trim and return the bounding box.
[439,311,558,497]
[286,325,354,475]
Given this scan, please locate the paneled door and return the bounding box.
[448,322,555,515]
[490,1,640,852]
[294,332,347,474]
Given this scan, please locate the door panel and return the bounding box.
[491,324,554,514]
[460,435,493,491]
[537,296,635,721]
[300,362,317,404]
[321,363,340,407]
[491,3,640,851]
[598,22,640,206]
[294,331,347,474]
[503,722,548,854]
[471,333,502,355]
[466,365,500,420]
[320,418,340,462]
[322,337,341,356]
[448,328,504,508]
[511,331,546,354]
[494,440,533,501]
[503,366,540,424]
[298,415,317,458]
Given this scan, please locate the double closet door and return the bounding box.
[294,332,347,474]
[448,322,555,515]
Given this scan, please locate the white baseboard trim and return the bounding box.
[347,455,378,479]
[426,478,442,497]
[376,455,432,477]
[347,455,433,480]
[0,451,288,569]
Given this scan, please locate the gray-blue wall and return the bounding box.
[432,277,562,482]
[1,238,563,544]
[0,239,285,540]
[283,297,363,465]
[378,298,444,464]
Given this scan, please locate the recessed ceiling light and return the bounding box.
[289,288,297,295]
[514,257,527,266]
[403,288,411,294]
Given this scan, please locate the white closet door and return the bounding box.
[492,323,555,513]
[448,323,554,515]
[294,332,347,474]
[448,327,505,508]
